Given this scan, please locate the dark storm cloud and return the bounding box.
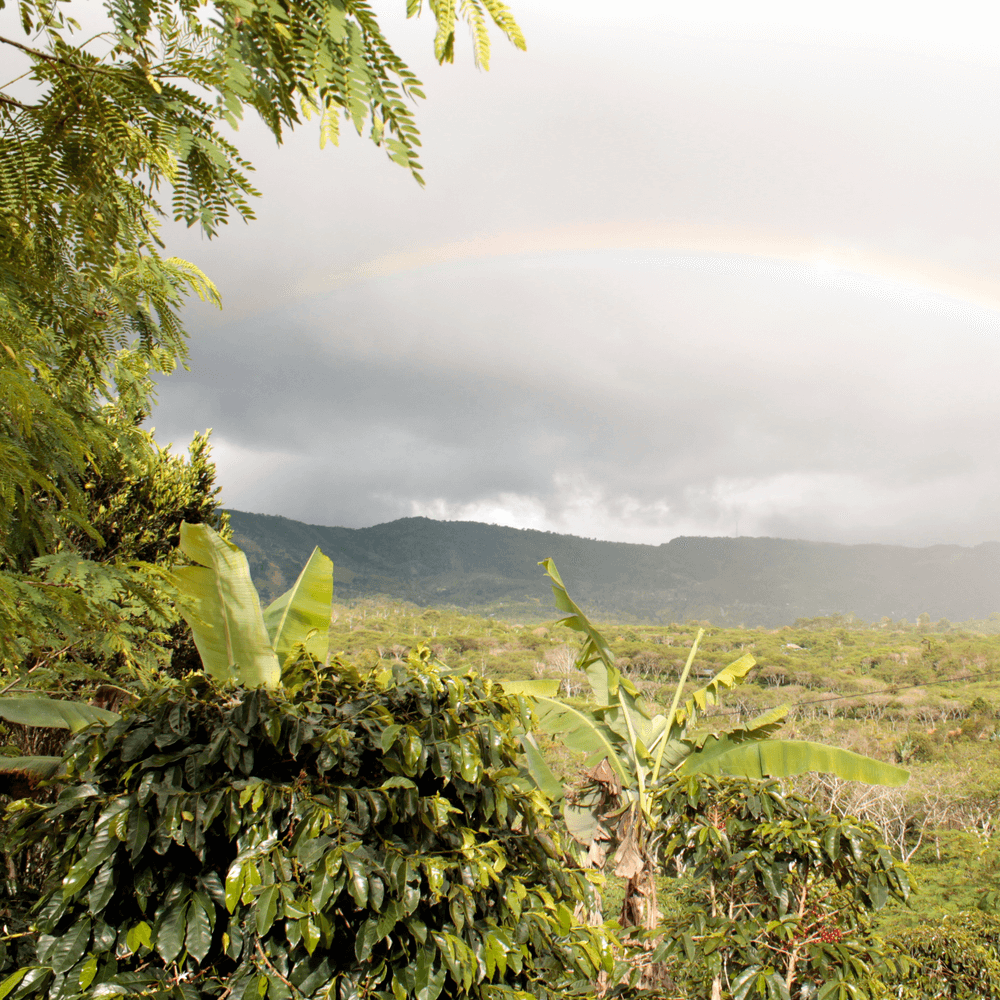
[153,250,1000,544]
[148,3,1000,546]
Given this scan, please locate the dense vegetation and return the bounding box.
[324,599,1000,928]
[227,509,1000,626]
[8,554,1000,998]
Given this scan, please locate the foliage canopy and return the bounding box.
[0,0,524,674]
[2,655,610,1000]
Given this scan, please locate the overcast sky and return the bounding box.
[149,0,1000,548]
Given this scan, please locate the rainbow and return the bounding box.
[292,221,1000,313]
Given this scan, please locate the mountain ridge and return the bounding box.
[225,509,1000,626]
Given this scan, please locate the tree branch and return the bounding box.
[0,33,139,80]
[255,943,305,998]
[0,94,34,110]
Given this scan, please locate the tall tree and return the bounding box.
[0,0,525,671]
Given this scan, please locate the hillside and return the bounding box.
[226,509,1000,627]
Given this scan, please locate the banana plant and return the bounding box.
[0,522,334,784]
[522,558,909,932]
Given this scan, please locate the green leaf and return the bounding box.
[676,653,758,729]
[301,917,321,955]
[225,862,245,913]
[499,679,559,697]
[681,739,909,786]
[519,733,563,800]
[156,899,189,964]
[173,522,280,687]
[0,755,63,782]
[538,558,616,680]
[531,695,630,786]
[0,698,118,732]
[345,855,369,908]
[49,917,90,973]
[0,969,28,1000]
[78,955,98,991]
[256,885,280,937]
[263,546,333,661]
[126,921,152,953]
[381,724,403,753]
[186,897,213,963]
[355,917,378,963]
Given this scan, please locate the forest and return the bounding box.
[226,509,1000,626]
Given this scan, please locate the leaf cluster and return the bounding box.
[653,775,911,1000]
[0,434,229,680]
[2,654,612,1000]
[879,911,1000,999]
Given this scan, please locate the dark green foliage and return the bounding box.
[1,433,229,680]
[226,511,1000,625]
[880,912,1000,998]
[652,775,910,1000]
[2,653,609,999]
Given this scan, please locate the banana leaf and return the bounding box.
[263,546,334,662]
[173,522,280,687]
[673,653,757,731]
[687,704,790,749]
[680,738,909,786]
[500,680,560,698]
[538,558,619,683]
[531,694,631,786]
[519,732,564,800]
[0,698,118,732]
[0,756,64,796]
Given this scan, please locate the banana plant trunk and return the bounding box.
[619,867,660,932]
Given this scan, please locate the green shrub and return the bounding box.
[1,654,609,1000]
[652,775,909,1000]
[881,911,1000,998]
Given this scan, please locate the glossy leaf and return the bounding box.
[186,898,213,963]
[173,522,280,687]
[263,546,333,662]
[255,885,279,937]
[156,899,188,964]
[48,917,90,973]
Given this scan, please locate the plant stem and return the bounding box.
[651,628,704,784]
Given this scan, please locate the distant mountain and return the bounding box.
[225,509,1000,627]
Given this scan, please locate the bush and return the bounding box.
[1,653,610,1000]
[652,775,909,1000]
[881,911,1000,998]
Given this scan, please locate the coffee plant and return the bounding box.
[651,775,910,1000]
[0,650,613,1000]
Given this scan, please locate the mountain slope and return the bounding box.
[226,509,1000,626]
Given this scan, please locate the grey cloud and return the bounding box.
[153,249,1000,544]
[149,10,1000,548]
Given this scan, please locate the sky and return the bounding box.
[146,0,1000,547]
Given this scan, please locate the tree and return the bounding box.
[653,775,910,1000]
[0,0,525,673]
